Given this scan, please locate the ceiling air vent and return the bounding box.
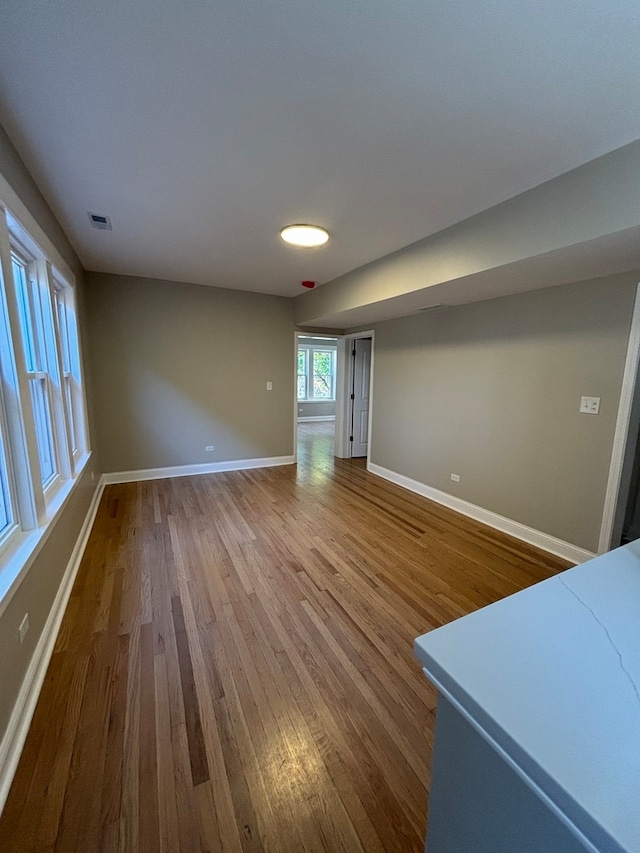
[88,212,112,231]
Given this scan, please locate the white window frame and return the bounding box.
[10,248,62,492]
[297,344,337,402]
[0,282,22,559]
[53,274,88,469]
[0,191,92,613]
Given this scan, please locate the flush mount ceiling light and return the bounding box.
[280,224,329,248]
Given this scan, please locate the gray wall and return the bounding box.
[86,272,295,473]
[0,126,100,743]
[368,273,638,552]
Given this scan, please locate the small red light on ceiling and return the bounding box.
[301,280,315,289]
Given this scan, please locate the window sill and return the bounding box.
[0,451,93,619]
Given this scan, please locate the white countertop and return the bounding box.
[414,541,640,853]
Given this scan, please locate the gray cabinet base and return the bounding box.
[426,698,588,853]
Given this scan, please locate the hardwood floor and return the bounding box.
[0,427,568,852]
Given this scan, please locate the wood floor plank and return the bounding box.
[119,620,141,853]
[170,596,210,788]
[35,654,91,850]
[100,634,129,833]
[153,652,180,853]
[0,423,568,851]
[138,622,160,853]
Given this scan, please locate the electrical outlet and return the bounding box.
[451,473,460,482]
[205,445,215,452]
[580,396,600,414]
[266,381,273,390]
[19,613,29,644]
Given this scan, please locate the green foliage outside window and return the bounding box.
[297,346,335,401]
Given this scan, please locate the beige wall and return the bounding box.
[367,273,638,552]
[86,272,295,472]
[0,126,100,743]
[0,468,96,735]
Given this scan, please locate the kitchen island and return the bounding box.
[414,541,640,853]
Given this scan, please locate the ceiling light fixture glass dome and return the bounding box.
[280,224,329,247]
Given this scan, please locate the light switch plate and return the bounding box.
[580,396,600,414]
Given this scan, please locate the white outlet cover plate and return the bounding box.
[580,396,601,414]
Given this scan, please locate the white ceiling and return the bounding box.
[1,0,640,298]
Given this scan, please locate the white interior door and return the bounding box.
[350,338,371,457]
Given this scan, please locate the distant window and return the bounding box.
[297,344,336,401]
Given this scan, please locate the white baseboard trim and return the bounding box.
[0,480,105,814]
[367,463,595,565]
[102,455,296,485]
[297,416,336,422]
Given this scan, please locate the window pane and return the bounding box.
[312,377,331,398]
[65,376,76,452]
[312,350,334,399]
[30,286,48,370]
[13,255,59,484]
[0,427,13,534]
[29,377,55,484]
[297,348,308,400]
[12,257,37,371]
[57,298,71,372]
[56,291,78,454]
[0,479,9,532]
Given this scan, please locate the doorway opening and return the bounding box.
[293,330,375,471]
[348,337,372,458]
[295,334,338,472]
[334,331,375,463]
